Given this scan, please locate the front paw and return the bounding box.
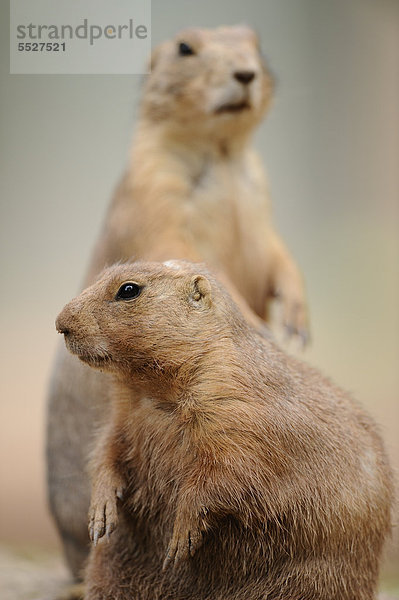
[281,293,309,346]
[163,509,206,570]
[272,279,308,345]
[88,484,124,545]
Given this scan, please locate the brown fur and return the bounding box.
[56,261,393,600]
[47,25,309,580]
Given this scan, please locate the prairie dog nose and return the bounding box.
[56,307,73,335]
[234,70,256,85]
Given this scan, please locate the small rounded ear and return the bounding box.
[189,275,212,308]
[148,40,166,71]
[234,25,259,46]
[175,27,203,51]
[149,46,160,71]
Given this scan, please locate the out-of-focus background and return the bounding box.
[1,0,398,595]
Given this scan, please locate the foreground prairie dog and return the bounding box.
[47,25,308,580]
[56,261,392,600]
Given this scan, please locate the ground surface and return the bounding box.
[0,544,70,600]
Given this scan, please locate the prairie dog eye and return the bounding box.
[178,41,195,56]
[115,282,142,301]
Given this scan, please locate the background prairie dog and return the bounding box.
[87,25,308,335]
[47,25,308,580]
[56,261,393,600]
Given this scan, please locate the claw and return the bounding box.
[93,530,100,546]
[106,521,115,539]
[162,551,174,571]
[283,323,295,341]
[188,534,195,557]
[299,329,310,348]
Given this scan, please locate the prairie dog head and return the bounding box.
[142,25,273,139]
[56,261,242,376]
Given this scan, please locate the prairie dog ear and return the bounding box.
[189,275,212,308]
[234,25,259,46]
[149,41,164,71]
[149,47,159,71]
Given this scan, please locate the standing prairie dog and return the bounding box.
[87,25,308,335]
[56,261,392,600]
[47,25,308,580]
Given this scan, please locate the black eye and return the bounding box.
[178,41,195,56]
[115,282,142,301]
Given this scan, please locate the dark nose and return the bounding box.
[56,309,72,335]
[56,318,69,335]
[234,70,256,85]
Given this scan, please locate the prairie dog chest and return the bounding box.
[122,398,185,500]
[184,150,270,267]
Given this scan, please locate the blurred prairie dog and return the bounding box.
[87,25,308,337]
[56,261,392,600]
[48,25,308,581]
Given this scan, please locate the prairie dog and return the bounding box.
[48,25,308,579]
[56,261,392,600]
[87,25,307,333]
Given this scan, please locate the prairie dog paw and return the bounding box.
[163,510,206,570]
[88,484,124,545]
[163,525,202,570]
[272,279,308,346]
[281,295,309,346]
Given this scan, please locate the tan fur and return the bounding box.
[56,261,393,600]
[47,25,308,580]
[86,25,307,332]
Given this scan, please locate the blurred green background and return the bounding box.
[0,0,398,593]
